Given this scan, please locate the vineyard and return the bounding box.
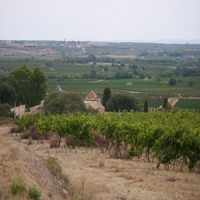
[175,99,200,109]
[18,111,200,172]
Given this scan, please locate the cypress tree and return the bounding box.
[144,99,148,112]
[102,87,111,108]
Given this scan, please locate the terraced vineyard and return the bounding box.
[18,111,200,171]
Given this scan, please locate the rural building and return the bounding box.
[55,84,63,92]
[11,104,26,118]
[83,90,105,112]
[29,100,44,113]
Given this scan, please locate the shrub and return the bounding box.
[10,180,26,196]
[46,157,62,177]
[168,78,177,86]
[0,103,12,117]
[28,187,41,200]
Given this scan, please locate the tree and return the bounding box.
[0,103,12,117]
[8,66,46,107]
[0,82,16,105]
[144,99,148,112]
[9,65,32,105]
[101,88,111,108]
[44,92,86,114]
[168,78,177,86]
[29,68,46,106]
[106,94,138,112]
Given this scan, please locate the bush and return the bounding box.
[10,180,26,196]
[28,187,41,200]
[168,78,177,86]
[0,103,12,117]
[44,92,86,114]
[46,157,62,177]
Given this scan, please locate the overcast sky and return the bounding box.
[1,0,200,42]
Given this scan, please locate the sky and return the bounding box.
[1,0,200,42]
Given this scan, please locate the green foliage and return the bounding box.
[17,114,40,131]
[188,81,194,87]
[44,92,86,114]
[175,99,200,109]
[0,82,16,105]
[106,94,139,112]
[18,111,200,171]
[0,103,12,117]
[28,187,41,200]
[168,78,177,86]
[144,99,148,112]
[28,68,46,106]
[0,65,46,107]
[46,157,62,177]
[10,180,26,196]
[101,87,111,108]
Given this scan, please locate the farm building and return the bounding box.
[83,90,105,112]
[29,100,44,113]
[11,104,26,118]
[55,84,63,92]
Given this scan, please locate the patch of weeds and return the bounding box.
[68,178,93,200]
[46,157,62,177]
[28,187,41,200]
[10,180,26,196]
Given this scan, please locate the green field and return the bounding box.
[175,99,200,109]
[1,41,200,99]
[47,77,200,96]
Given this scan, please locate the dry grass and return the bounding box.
[46,157,62,178]
[33,142,200,200]
[0,125,66,200]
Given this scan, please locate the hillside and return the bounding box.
[0,122,200,200]
[0,125,66,200]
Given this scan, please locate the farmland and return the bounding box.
[1,40,200,199]
[0,41,200,111]
[0,41,200,103]
[175,99,200,109]
[18,111,200,171]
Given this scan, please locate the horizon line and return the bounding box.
[1,39,200,45]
